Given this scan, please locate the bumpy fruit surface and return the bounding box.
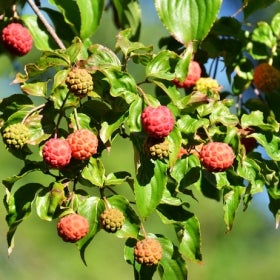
[144,137,169,159]
[67,129,98,160]
[42,138,72,168]
[134,238,162,266]
[1,23,32,56]
[173,61,202,88]
[2,123,29,149]
[195,77,221,93]
[141,106,175,138]
[253,63,280,93]
[100,208,125,233]
[57,214,89,243]
[200,142,235,172]
[66,68,93,97]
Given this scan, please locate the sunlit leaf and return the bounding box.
[135,160,168,218]
[154,0,222,45]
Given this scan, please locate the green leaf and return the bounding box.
[115,29,153,62]
[251,133,280,161]
[135,160,168,218]
[112,0,141,40]
[157,204,202,262]
[126,96,143,133]
[49,0,80,35]
[170,154,201,192]
[107,195,140,238]
[175,216,202,262]
[240,110,279,132]
[77,0,104,39]
[209,103,239,126]
[36,182,65,221]
[21,15,57,51]
[21,81,48,97]
[167,126,182,168]
[0,94,33,120]
[22,51,71,79]
[2,160,43,191]
[243,0,276,18]
[146,50,179,80]
[157,236,188,280]
[99,112,127,143]
[81,158,105,187]
[154,0,222,45]
[69,112,92,130]
[177,115,209,135]
[105,172,132,187]
[252,22,277,49]
[101,68,137,104]
[223,186,244,232]
[5,183,44,256]
[87,44,122,68]
[76,196,105,264]
[49,0,104,39]
[271,13,280,38]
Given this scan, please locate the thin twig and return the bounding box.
[22,103,45,124]
[26,0,66,49]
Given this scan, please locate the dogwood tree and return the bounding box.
[1,0,280,279]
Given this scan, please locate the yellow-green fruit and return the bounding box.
[66,68,93,97]
[2,123,29,149]
[134,238,162,266]
[143,137,169,160]
[100,208,125,233]
[194,77,221,94]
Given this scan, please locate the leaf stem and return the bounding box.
[26,0,66,49]
[22,103,45,124]
[73,108,81,130]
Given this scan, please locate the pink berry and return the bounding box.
[42,138,72,169]
[173,61,202,88]
[1,23,32,56]
[200,142,235,172]
[141,106,175,138]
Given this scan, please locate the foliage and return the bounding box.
[1,0,280,279]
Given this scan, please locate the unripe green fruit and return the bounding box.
[100,208,125,233]
[66,68,93,97]
[143,137,169,160]
[2,123,29,149]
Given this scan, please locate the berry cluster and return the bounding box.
[199,142,235,172]
[1,22,32,56]
[2,123,29,149]
[42,129,98,169]
[134,238,162,266]
[141,105,174,161]
[143,137,170,160]
[66,68,93,97]
[253,63,280,93]
[57,214,89,243]
[100,208,125,233]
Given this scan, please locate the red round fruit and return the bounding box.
[42,138,72,169]
[1,23,32,56]
[141,106,175,138]
[173,61,202,88]
[57,214,89,243]
[200,142,235,172]
[67,129,98,160]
